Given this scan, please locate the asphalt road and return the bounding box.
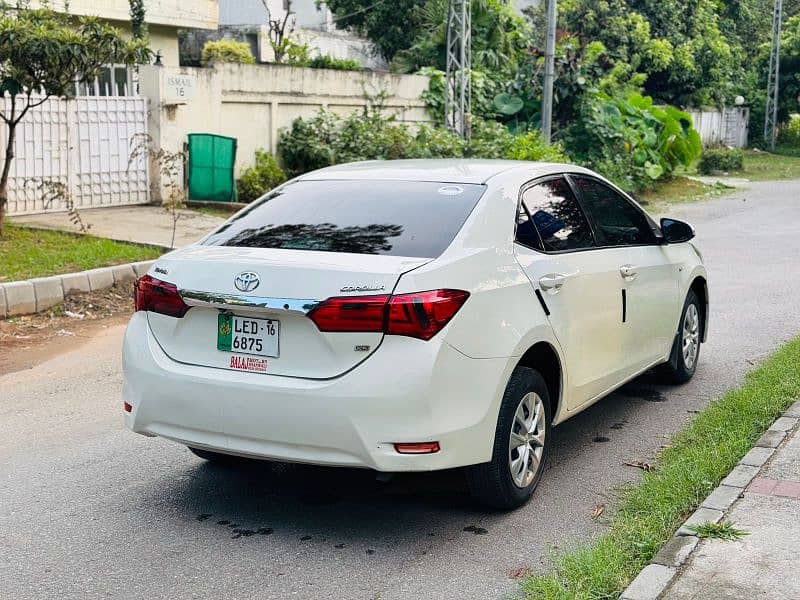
[3,180,800,600]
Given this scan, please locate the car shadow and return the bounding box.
[136,371,680,549]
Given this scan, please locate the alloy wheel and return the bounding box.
[682,303,700,370]
[508,392,546,488]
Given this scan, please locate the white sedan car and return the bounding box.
[123,160,707,509]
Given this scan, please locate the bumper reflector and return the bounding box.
[394,442,440,454]
[123,402,132,413]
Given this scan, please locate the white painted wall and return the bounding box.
[139,63,432,201]
[31,0,219,29]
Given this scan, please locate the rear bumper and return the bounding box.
[122,312,511,471]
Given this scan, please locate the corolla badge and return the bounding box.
[340,284,386,293]
[234,271,260,292]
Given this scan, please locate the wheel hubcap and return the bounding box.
[682,303,700,370]
[508,392,546,488]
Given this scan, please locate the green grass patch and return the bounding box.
[740,150,800,181]
[686,521,748,541]
[637,176,732,212]
[522,336,800,599]
[0,224,163,282]
[188,204,236,219]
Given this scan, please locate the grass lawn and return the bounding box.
[187,204,238,219]
[0,225,163,282]
[739,149,800,181]
[522,335,800,599]
[637,176,732,213]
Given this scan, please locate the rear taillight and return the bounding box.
[308,289,469,341]
[134,274,190,318]
[386,289,470,341]
[306,294,389,332]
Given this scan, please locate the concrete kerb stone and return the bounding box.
[620,564,677,600]
[30,276,65,312]
[2,260,157,317]
[3,280,36,315]
[676,507,724,536]
[701,484,743,511]
[721,464,760,488]
[85,267,114,291]
[111,264,137,285]
[769,416,799,432]
[756,429,786,448]
[739,446,775,468]
[785,401,800,419]
[621,408,800,600]
[60,272,91,295]
[652,535,699,568]
[131,260,155,278]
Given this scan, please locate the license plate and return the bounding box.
[217,314,279,358]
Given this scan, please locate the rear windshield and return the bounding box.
[202,180,485,258]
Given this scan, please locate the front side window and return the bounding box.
[521,177,595,252]
[202,180,486,258]
[572,177,655,247]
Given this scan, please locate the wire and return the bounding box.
[328,0,392,23]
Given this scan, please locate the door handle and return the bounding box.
[539,273,566,292]
[620,265,638,280]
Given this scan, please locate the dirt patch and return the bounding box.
[0,285,134,375]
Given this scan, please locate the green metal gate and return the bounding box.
[187,133,237,202]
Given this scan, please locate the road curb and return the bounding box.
[0,260,154,318]
[619,401,800,600]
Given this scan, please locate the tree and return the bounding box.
[128,0,147,39]
[323,0,431,61]
[558,0,746,107]
[0,7,151,234]
[262,0,297,63]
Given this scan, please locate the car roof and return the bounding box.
[296,159,591,185]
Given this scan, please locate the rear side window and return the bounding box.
[572,177,655,247]
[521,177,594,252]
[202,180,486,258]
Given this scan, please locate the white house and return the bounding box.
[216,0,387,70]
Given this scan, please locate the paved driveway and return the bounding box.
[11,206,226,249]
[2,180,800,600]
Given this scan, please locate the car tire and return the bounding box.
[188,446,236,463]
[657,289,702,384]
[466,366,552,510]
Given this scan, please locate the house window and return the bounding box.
[76,65,133,96]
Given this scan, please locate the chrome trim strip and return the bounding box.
[179,290,320,315]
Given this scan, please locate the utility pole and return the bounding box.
[764,0,783,149]
[541,0,557,143]
[445,0,471,139]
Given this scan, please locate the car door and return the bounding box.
[569,175,680,373]
[513,176,629,410]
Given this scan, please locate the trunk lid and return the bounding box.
[146,246,429,379]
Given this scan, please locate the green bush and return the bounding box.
[307,55,362,71]
[277,107,568,177]
[572,93,702,192]
[468,120,567,162]
[236,150,287,203]
[201,40,255,65]
[778,115,800,148]
[277,111,343,176]
[697,148,744,174]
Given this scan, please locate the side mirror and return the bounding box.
[660,218,695,244]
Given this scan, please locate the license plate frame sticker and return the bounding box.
[217,313,280,358]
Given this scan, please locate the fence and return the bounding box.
[1,94,150,216]
[686,107,749,148]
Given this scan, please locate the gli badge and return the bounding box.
[234,271,260,293]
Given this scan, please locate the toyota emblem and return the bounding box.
[234,271,260,292]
